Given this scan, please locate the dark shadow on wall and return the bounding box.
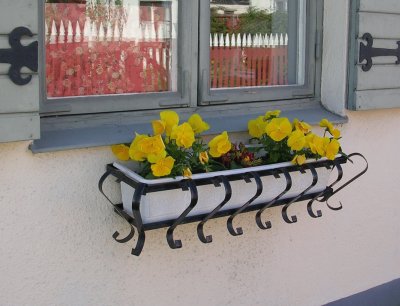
[325,278,400,306]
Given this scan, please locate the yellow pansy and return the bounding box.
[248,116,267,138]
[137,134,166,163]
[266,117,292,142]
[199,151,209,165]
[111,144,130,161]
[319,118,334,131]
[129,133,149,161]
[325,139,340,160]
[291,154,306,166]
[293,118,311,134]
[330,128,341,139]
[152,119,166,135]
[287,130,306,151]
[183,167,192,178]
[188,114,210,134]
[170,123,195,148]
[305,133,316,149]
[160,110,179,136]
[151,156,175,177]
[265,110,281,120]
[208,131,232,158]
[320,118,341,139]
[309,135,330,157]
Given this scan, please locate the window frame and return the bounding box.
[198,0,319,106]
[31,0,346,153]
[38,0,199,116]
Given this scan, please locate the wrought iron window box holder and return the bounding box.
[99,153,367,256]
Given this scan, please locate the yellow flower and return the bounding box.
[305,133,316,149]
[320,118,341,139]
[265,110,281,120]
[160,110,179,136]
[111,144,130,161]
[325,139,340,160]
[330,128,341,139]
[152,120,166,135]
[188,114,210,134]
[151,156,175,177]
[208,131,232,158]
[183,167,192,178]
[137,134,166,163]
[287,130,306,151]
[309,136,330,157]
[319,118,334,131]
[199,151,209,165]
[248,116,267,138]
[170,123,195,148]
[292,154,306,166]
[266,118,292,142]
[129,133,149,161]
[293,118,311,134]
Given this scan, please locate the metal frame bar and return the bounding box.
[98,154,368,256]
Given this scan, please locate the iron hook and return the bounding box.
[227,172,263,236]
[255,168,292,230]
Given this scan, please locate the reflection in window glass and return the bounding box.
[45,0,178,98]
[209,0,303,89]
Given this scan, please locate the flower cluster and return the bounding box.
[112,109,344,178]
[248,110,343,165]
[112,111,232,178]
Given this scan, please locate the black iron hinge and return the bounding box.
[359,32,400,72]
[0,27,38,85]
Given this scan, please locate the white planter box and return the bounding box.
[114,158,339,225]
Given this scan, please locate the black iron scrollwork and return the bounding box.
[98,170,147,256]
[197,176,232,243]
[317,153,368,210]
[0,27,38,85]
[227,172,263,236]
[166,180,198,249]
[359,32,400,72]
[256,168,292,230]
[98,154,367,256]
[282,164,318,224]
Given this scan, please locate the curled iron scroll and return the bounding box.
[317,153,368,210]
[255,169,292,230]
[282,164,318,224]
[227,172,263,236]
[166,180,198,249]
[98,169,146,256]
[197,176,232,243]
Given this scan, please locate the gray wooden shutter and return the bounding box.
[348,0,400,110]
[0,0,40,142]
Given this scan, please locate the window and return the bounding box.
[41,0,191,115]
[32,0,324,151]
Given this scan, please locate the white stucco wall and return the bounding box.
[0,109,400,305]
[1,0,399,305]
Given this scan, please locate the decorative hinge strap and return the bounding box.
[359,32,400,72]
[0,27,38,85]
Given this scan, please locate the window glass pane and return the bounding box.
[209,0,304,89]
[45,0,178,98]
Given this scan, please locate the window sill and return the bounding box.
[30,101,347,153]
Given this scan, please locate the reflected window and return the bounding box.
[45,0,178,98]
[209,0,299,89]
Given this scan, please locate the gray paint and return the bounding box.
[349,0,400,110]
[0,0,40,142]
[31,104,347,153]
